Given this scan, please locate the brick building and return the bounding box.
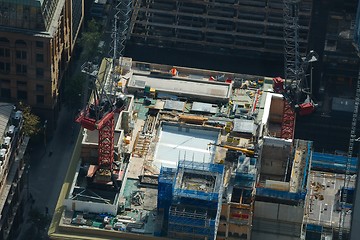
[0,104,29,240]
[0,0,84,129]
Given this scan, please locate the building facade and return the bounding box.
[129,0,313,59]
[0,0,84,129]
[0,104,29,240]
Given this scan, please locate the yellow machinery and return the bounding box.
[209,143,255,156]
[178,114,208,124]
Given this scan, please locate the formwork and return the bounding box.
[167,161,225,240]
[129,0,313,58]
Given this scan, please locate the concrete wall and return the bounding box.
[63,199,118,215]
[252,201,304,239]
[269,96,284,124]
[254,201,304,223]
[251,231,301,240]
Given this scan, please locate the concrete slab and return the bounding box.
[129,74,231,102]
[153,124,219,169]
[305,171,354,229]
[127,157,144,179]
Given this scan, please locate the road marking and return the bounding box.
[319,203,322,222]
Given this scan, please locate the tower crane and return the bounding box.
[76,0,131,186]
[273,0,318,140]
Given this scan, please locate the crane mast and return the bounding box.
[283,0,302,93]
[109,0,132,61]
[280,0,301,140]
[338,66,360,239]
[278,0,317,140]
[77,1,131,184]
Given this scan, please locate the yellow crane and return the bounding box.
[208,143,255,156]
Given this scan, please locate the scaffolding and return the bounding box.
[158,167,176,210]
[129,0,313,58]
[233,155,257,188]
[311,152,358,174]
[164,161,225,240]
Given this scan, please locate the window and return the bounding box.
[36,95,44,104]
[16,50,27,60]
[36,53,44,62]
[0,38,9,44]
[17,81,27,87]
[0,88,10,99]
[36,68,44,77]
[36,41,44,48]
[0,62,10,73]
[36,84,44,92]
[17,90,27,100]
[0,79,10,85]
[0,79,10,89]
[16,64,27,74]
[15,40,26,47]
[0,48,10,57]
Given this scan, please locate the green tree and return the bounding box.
[18,102,40,137]
[79,19,102,60]
[26,208,51,239]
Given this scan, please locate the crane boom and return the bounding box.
[208,143,255,157]
[283,0,302,92]
[276,0,317,140]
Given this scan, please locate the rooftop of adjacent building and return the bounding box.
[0,0,77,37]
[304,170,355,230]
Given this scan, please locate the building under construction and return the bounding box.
[158,161,224,240]
[129,0,313,58]
[47,58,354,240]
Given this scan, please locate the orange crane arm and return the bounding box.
[209,143,254,156]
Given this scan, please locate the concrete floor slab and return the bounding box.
[153,124,219,169]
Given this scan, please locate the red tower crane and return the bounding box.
[273,0,318,140]
[76,61,126,184]
[75,0,131,185]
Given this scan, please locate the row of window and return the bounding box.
[0,61,44,76]
[0,88,44,104]
[0,38,44,48]
[0,79,44,92]
[0,48,44,62]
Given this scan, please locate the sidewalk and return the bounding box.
[17,105,80,240]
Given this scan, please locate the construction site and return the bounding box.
[44,55,355,240]
[46,0,360,239]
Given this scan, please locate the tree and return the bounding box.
[27,207,51,239]
[18,102,40,137]
[79,19,102,60]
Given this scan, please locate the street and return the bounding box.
[17,106,80,240]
